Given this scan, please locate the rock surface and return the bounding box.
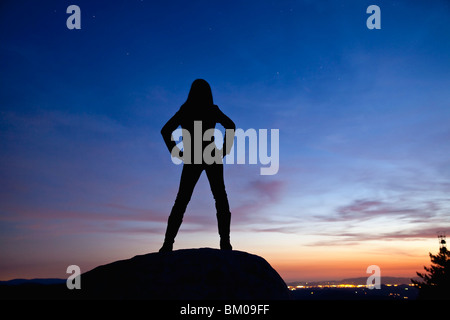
[76,247,290,299]
[0,248,290,299]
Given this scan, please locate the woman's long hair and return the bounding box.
[183,79,214,110]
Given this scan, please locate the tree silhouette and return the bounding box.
[412,244,450,299]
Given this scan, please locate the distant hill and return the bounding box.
[0,278,65,286]
[1,248,290,300]
[342,276,417,285]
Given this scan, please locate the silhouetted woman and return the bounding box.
[159,79,235,252]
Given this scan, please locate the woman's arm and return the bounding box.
[214,105,236,156]
[161,111,182,154]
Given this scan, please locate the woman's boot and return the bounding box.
[216,212,232,250]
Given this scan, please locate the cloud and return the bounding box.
[307,226,450,247]
[305,196,450,247]
[231,179,285,222]
[250,179,284,201]
[315,198,440,223]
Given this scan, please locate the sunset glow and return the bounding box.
[1,0,449,283]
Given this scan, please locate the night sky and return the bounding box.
[1,0,449,281]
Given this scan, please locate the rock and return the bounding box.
[75,248,290,299]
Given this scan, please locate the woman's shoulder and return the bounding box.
[211,104,222,114]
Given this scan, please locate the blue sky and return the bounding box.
[1,0,449,281]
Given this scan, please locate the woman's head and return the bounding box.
[185,79,213,108]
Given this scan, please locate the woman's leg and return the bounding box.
[160,164,203,252]
[205,164,232,250]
